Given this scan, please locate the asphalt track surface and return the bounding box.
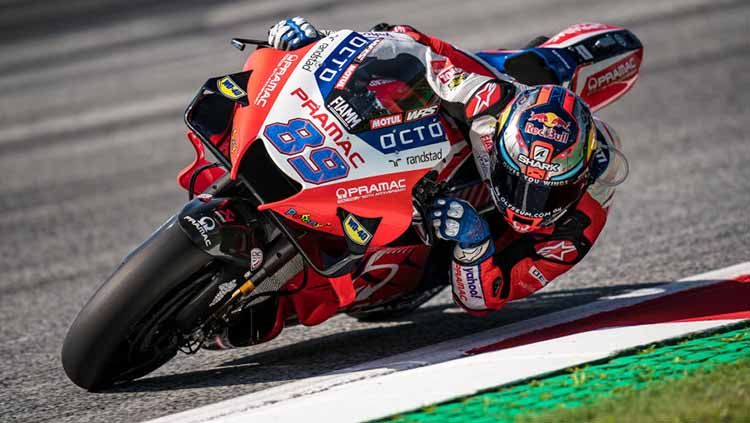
[0,0,747,421]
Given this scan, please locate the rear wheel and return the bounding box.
[62,218,214,391]
[523,35,550,49]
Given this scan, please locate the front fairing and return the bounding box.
[230,31,452,250]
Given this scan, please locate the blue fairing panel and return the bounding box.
[476,48,578,86]
[475,51,514,74]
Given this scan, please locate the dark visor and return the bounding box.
[491,163,587,218]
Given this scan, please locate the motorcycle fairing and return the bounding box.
[233,30,453,248]
[179,72,254,193]
[176,131,227,194]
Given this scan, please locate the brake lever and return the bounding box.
[412,171,446,246]
[231,38,271,51]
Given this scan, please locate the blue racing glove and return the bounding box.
[431,198,495,264]
[268,17,321,51]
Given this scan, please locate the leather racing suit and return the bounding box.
[347,25,618,316]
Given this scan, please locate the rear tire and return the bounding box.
[61,218,213,391]
[523,35,549,49]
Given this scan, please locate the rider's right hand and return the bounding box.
[431,198,495,264]
[268,16,320,51]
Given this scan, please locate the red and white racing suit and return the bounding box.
[371,26,619,316]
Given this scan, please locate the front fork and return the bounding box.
[173,184,299,347]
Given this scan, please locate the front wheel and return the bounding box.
[61,218,213,391]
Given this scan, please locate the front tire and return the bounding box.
[61,218,212,391]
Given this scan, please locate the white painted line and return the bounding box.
[147,262,750,423]
[218,320,742,423]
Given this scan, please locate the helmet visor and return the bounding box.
[490,163,587,220]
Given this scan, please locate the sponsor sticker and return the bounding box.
[453,240,490,264]
[183,215,216,247]
[255,54,298,107]
[343,215,372,245]
[250,248,263,271]
[370,113,403,130]
[405,105,439,122]
[230,128,238,155]
[438,65,464,84]
[336,178,407,203]
[447,73,466,88]
[525,112,572,143]
[480,134,494,152]
[524,123,570,143]
[528,265,549,286]
[328,95,363,129]
[511,221,533,233]
[334,63,358,90]
[452,262,485,308]
[528,112,571,130]
[536,240,578,262]
[285,208,330,228]
[518,145,560,172]
[499,194,564,219]
[302,42,330,72]
[217,76,246,100]
[405,148,443,165]
[316,33,370,96]
[355,38,382,62]
[466,83,501,118]
[584,55,639,96]
[358,117,447,154]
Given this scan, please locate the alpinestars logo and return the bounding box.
[453,240,491,264]
[536,240,578,262]
[468,83,499,117]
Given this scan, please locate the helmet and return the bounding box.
[488,85,597,233]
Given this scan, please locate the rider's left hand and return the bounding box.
[268,16,320,51]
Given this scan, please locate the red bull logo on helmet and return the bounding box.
[528,112,571,130]
[524,112,572,144]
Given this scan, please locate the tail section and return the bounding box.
[477,23,643,112]
[542,23,644,111]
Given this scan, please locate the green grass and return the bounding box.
[376,324,750,423]
[519,359,750,423]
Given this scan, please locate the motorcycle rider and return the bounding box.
[266,18,626,316]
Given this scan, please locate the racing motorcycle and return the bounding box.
[62,23,642,390]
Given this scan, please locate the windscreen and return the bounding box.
[321,52,440,133]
